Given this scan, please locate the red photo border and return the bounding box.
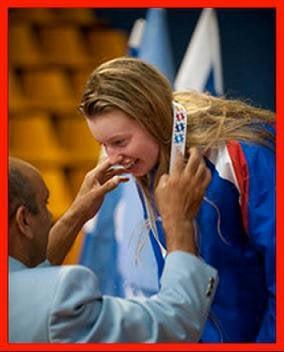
[1,1,283,351]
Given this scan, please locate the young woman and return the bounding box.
[79,57,275,342]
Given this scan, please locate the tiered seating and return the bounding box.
[9,8,57,24]
[21,69,76,112]
[9,72,27,113]
[56,113,101,194]
[9,8,98,26]
[9,8,127,230]
[38,26,92,67]
[86,29,128,64]
[69,68,94,102]
[9,112,68,165]
[9,24,43,67]
[9,112,73,221]
[41,167,73,220]
[45,8,98,25]
[56,113,100,165]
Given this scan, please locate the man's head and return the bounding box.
[9,158,52,267]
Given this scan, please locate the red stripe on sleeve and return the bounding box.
[227,141,249,233]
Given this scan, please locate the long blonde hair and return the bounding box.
[79,57,275,194]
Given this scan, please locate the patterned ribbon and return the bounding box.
[169,101,188,173]
[135,102,189,283]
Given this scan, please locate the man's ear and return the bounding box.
[15,205,34,240]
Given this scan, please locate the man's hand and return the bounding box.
[155,147,211,254]
[72,157,128,223]
[47,157,128,264]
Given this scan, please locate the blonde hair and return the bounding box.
[79,57,275,193]
[174,90,274,153]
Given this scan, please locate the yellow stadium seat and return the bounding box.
[67,166,94,196]
[63,230,84,264]
[9,8,56,25]
[51,8,98,25]
[9,24,43,67]
[40,167,73,219]
[39,26,92,67]
[21,69,76,112]
[9,112,69,165]
[56,114,100,165]
[9,8,98,26]
[86,29,128,64]
[69,68,94,101]
[9,71,29,113]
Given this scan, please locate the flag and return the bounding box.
[175,8,223,95]
[79,184,124,295]
[127,18,145,57]
[138,8,175,85]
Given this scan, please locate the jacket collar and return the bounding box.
[9,256,27,272]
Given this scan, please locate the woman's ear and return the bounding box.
[15,205,34,240]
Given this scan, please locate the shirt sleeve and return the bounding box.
[49,252,218,342]
[241,142,276,342]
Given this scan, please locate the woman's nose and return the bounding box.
[106,147,121,164]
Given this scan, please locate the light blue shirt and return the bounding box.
[9,252,218,342]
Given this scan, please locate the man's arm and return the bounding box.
[47,158,128,264]
[49,148,217,342]
[49,254,217,342]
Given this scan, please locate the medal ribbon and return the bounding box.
[136,101,188,283]
[169,101,188,173]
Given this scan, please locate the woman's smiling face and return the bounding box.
[87,110,160,177]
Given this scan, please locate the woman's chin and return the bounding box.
[130,169,145,177]
[130,165,147,177]
[128,160,155,177]
[131,168,152,177]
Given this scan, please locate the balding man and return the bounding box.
[9,152,218,343]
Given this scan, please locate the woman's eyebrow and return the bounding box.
[107,134,130,142]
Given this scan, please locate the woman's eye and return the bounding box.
[113,139,125,146]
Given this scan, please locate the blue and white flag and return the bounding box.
[79,184,125,296]
[80,170,147,296]
[175,8,223,95]
[127,18,145,57]
[137,8,175,85]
